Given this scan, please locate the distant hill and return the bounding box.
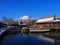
[17,15,34,25]
[17,15,32,22]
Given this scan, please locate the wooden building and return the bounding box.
[36,15,60,28]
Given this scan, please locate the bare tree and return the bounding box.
[2,16,18,25]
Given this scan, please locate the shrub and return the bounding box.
[50,27,60,32]
[50,28,56,32]
[21,29,29,34]
[0,23,4,28]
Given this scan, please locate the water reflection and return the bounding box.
[1,32,60,45]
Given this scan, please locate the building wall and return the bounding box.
[36,23,49,28]
[36,22,60,28]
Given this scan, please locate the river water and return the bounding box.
[0,32,60,45]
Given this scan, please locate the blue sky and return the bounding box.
[0,0,60,20]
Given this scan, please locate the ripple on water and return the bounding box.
[1,33,56,45]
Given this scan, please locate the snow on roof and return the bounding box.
[51,20,60,22]
[36,17,54,23]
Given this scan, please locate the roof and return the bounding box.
[36,17,54,23]
[36,19,60,23]
[51,20,60,22]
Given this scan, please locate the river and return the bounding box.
[0,32,60,45]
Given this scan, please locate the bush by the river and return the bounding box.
[50,27,60,32]
[0,23,4,28]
